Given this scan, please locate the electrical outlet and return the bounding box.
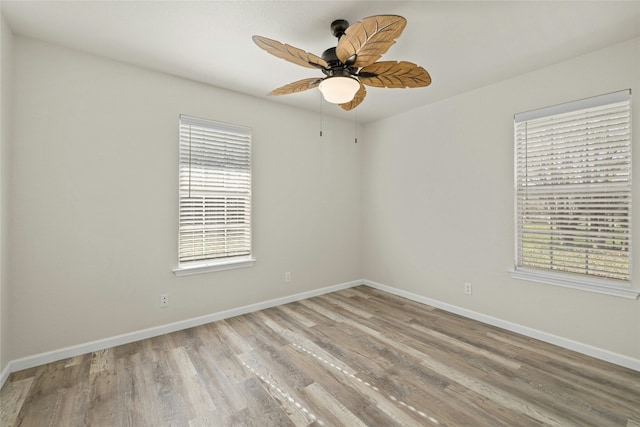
[285,272,291,283]
[159,293,169,307]
[464,283,472,295]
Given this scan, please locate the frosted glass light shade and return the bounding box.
[318,76,360,104]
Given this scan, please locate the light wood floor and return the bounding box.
[2,285,639,426]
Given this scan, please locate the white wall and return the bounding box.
[0,12,13,376]
[362,37,640,360]
[6,32,640,368]
[8,36,362,361]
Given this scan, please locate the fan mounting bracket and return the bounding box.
[330,19,349,39]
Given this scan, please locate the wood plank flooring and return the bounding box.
[2,285,639,426]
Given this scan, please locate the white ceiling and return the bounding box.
[2,1,639,123]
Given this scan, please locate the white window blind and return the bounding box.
[178,115,252,269]
[514,90,632,286]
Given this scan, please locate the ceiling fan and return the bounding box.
[252,15,431,111]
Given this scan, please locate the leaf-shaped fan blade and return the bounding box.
[339,83,367,111]
[359,61,431,88]
[252,35,328,69]
[269,78,322,96]
[336,15,406,68]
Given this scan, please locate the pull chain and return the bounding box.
[319,93,323,137]
[354,109,358,143]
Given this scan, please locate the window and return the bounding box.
[174,115,254,276]
[512,90,638,298]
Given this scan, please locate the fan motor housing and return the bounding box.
[321,48,357,77]
[321,47,339,63]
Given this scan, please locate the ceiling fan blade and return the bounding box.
[336,15,406,68]
[359,61,431,88]
[269,78,322,96]
[339,83,367,111]
[252,35,328,69]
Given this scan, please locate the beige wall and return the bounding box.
[8,36,362,361]
[362,37,640,359]
[0,12,14,376]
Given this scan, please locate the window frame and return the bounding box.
[173,115,255,276]
[510,90,638,299]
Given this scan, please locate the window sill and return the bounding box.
[509,268,639,299]
[174,257,256,276]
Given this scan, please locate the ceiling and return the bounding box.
[2,1,639,123]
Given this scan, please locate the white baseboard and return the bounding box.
[0,361,10,388]
[363,279,640,372]
[5,280,362,378]
[3,277,638,391]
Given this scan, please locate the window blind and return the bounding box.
[514,90,631,282]
[178,115,252,265]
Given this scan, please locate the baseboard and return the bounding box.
[5,280,363,379]
[0,361,10,388]
[4,277,638,391]
[363,279,640,372]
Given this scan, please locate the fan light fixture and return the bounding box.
[318,76,360,104]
